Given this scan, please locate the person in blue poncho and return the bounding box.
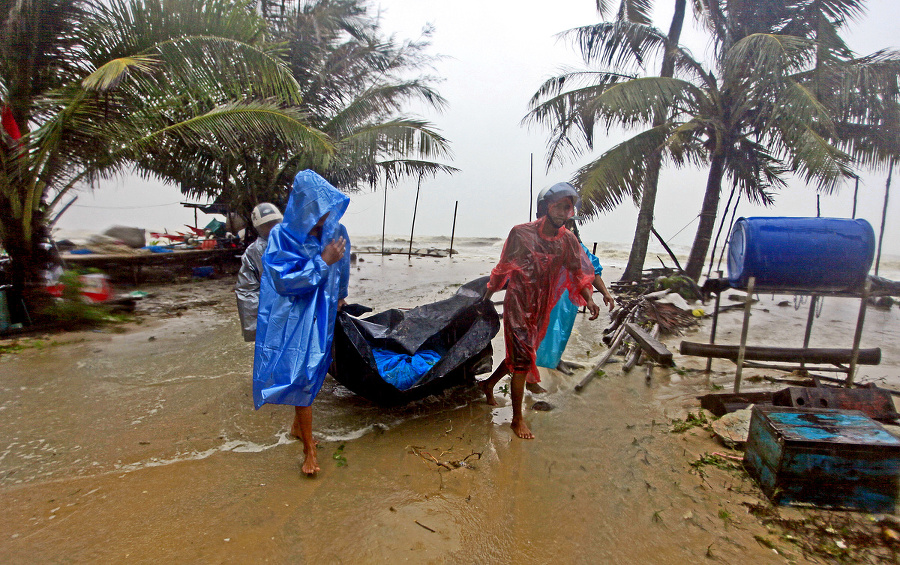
[253,170,351,476]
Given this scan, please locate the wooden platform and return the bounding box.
[61,248,240,283]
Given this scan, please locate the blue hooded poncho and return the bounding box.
[535,242,602,368]
[253,170,351,408]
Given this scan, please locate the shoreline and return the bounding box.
[1,255,899,563]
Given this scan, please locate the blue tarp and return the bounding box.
[372,348,441,391]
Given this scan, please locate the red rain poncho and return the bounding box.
[487,217,595,383]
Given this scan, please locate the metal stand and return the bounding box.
[700,278,875,392]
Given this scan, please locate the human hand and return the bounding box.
[587,299,600,320]
[338,298,347,311]
[603,292,615,312]
[322,236,346,265]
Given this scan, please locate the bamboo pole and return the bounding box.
[800,294,819,370]
[576,312,632,392]
[705,281,722,373]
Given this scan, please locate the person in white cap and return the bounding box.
[235,202,283,342]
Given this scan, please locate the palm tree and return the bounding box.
[525,0,900,281]
[1,0,331,320]
[176,0,459,228]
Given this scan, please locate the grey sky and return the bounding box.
[56,0,900,257]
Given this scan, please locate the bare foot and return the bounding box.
[510,419,534,439]
[290,421,302,439]
[301,445,320,476]
[479,380,498,406]
[525,381,546,394]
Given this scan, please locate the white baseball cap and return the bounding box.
[251,203,283,228]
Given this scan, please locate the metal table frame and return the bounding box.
[705,277,872,392]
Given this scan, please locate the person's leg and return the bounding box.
[525,380,546,394]
[290,407,302,438]
[509,372,534,439]
[295,405,319,475]
[479,362,509,406]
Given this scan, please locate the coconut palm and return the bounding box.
[175,0,458,228]
[1,0,331,320]
[526,0,900,281]
[584,0,687,282]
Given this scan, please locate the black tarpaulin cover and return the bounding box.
[332,276,501,406]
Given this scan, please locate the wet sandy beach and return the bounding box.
[2,246,899,563]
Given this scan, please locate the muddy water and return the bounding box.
[2,252,897,563]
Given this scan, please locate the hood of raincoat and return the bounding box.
[280,170,349,245]
[252,170,352,409]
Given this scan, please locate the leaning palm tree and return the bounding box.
[0,0,331,320]
[594,0,687,282]
[526,0,900,281]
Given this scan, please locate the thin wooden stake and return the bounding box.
[381,183,388,254]
[449,200,458,258]
[408,175,422,259]
[846,279,871,387]
[733,277,755,393]
[529,153,534,222]
[875,159,893,276]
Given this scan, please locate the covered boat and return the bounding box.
[332,277,500,406]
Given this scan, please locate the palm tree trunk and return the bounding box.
[0,203,50,325]
[620,0,686,282]
[622,156,660,281]
[685,151,726,281]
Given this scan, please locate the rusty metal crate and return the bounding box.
[743,406,900,513]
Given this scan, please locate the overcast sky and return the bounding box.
[56,0,900,257]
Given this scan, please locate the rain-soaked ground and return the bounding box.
[2,250,900,563]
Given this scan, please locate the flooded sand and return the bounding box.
[1,251,898,563]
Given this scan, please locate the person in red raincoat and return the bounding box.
[480,183,599,439]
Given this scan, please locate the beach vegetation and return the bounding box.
[41,270,132,327]
[670,410,711,432]
[525,0,900,281]
[333,443,348,467]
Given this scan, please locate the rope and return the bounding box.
[72,202,182,209]
[667,213,700,241]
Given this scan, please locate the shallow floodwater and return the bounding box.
[1,245,898,563]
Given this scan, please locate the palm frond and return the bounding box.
[559,20,668,70]
[81,55,158,91]
[574,124,671,217]
[338,119,453,163]
[724,33,816,84]
[587,76,706,128]
[780,122,854,193]
[724,138,787,205]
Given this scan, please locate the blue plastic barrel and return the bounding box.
[727,217,875,292]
